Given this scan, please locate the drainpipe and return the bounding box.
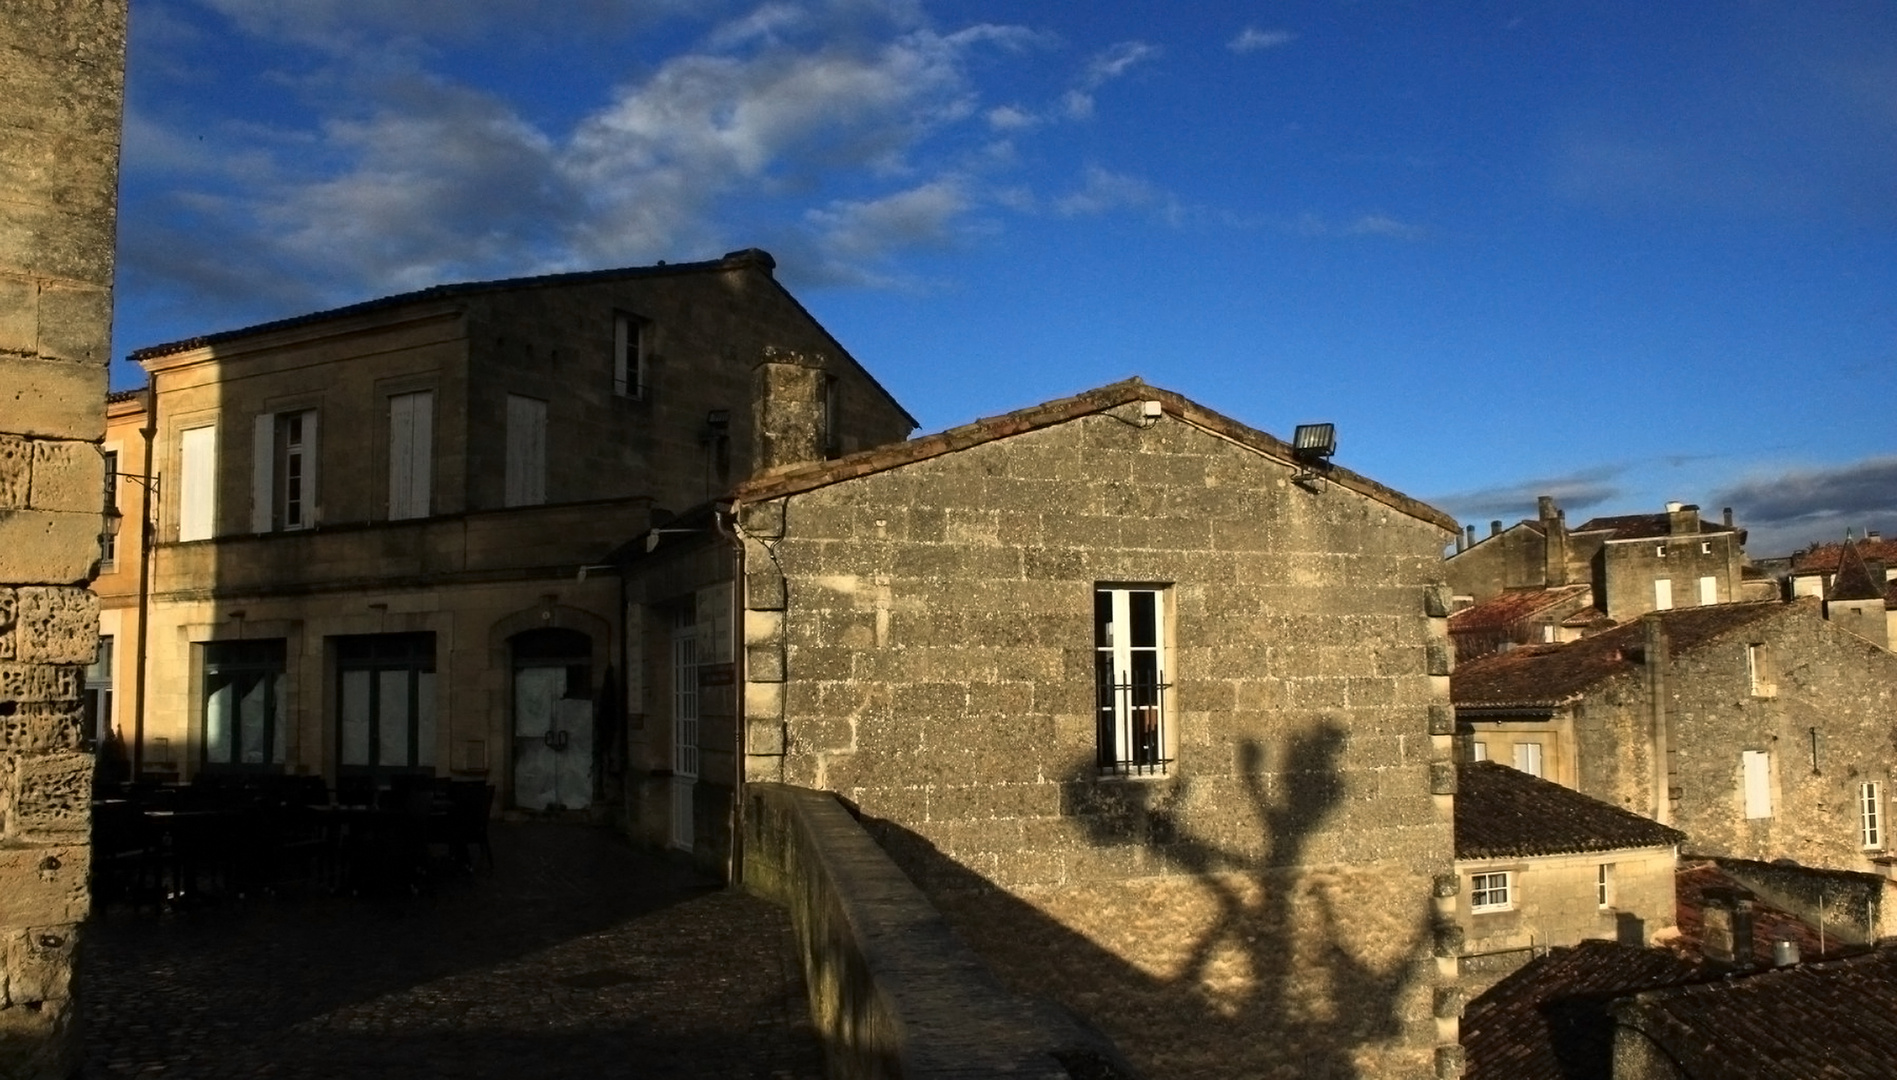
[131,381,158,779]
[715,499,746,887]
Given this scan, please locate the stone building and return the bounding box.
[1784,534,1894,651]
[1446,584,1593,663]
[1445,496,1767,625]
[1453,761,1683,993]
[99,251,912,813]
[0,0,126,1073]
[614,377,1465,1079]
[1454,600,1897,873]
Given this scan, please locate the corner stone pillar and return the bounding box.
[0,0,128,1074]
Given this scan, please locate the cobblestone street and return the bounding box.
[80,823,824,1080]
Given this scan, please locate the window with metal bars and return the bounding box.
[1094,586,1172,777]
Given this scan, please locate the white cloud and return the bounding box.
[986,104,1037,130]
[1228,28,1295,54]
[1082,40,1158,87]
[805,178,970,260]
[1053,165,1172,218]
[1344,213,1428,240]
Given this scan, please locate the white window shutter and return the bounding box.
[506,394,547,507]
[1742,751,1772,818]
[1653,578,1673,610]
[1698,576,1717,606]
[251,414,274,533]
[180,425,217,541]
[389,394,414,518]
[411,392,432,516]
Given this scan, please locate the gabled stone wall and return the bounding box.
[742,402,1461,1078]
[0,0,127,1072]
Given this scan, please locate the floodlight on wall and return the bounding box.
[1291,423,1336,491]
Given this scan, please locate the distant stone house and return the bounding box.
[1445,495,1766,625]
[1454,600,1897,873]
[1453,762,1683,992]
[1447,584,1593,663]
[95,250,915,811]
[1785,535,1895,651]
[615,378,1466,1079]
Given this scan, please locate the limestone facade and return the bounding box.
[0,0,127,1072]
[100,253,912,815]
[619,380,1466,1078]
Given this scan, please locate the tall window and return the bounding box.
[178,425,217,541]
[1862,782,1884,850]
[1747,644,1775,697]
[1095,586,1170,776]
[337,633,436,775]
[1597,863,1616,909]
[505,394,547,507]
[1470,871,1513,913]
[1653,578,1673,610]
[202,639,287,769]
[613,312,647,398]
[251,410,318,532]
[1742,750,1772,819]
[1513,741,1544,778]
[84,635,114,743]
[388,391,434,520]
[1698,575,1717,606]
[100,450,118,567]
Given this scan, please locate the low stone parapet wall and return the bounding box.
[1708,855,1897,945]
[742,783,1133,1080]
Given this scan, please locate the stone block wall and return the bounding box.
[1456,846,1676,994]
[0,0,127,1072]
[741,401,1461,1077]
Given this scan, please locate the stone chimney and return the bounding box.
[752,348,828,472]
[1667,502,1701,537]
[1465,525,1476,550]
[1700,886,1757,967]
[1490,520,1502,538]
[1723,507,1734,528]
[1540,495,1569,587]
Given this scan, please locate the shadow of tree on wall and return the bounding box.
[866,723,1438,1080]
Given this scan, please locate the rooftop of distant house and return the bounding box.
[1456,761,1685,860]
[1671,862,1830,968]
[1448,586,1591,633]
[1612,945,1897,1079]
[1570,507,1740,542]
[1790,535,1897,575]
[1453,601,1796,709]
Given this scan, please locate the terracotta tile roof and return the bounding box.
[1453,601,1791,708]
[1448,586,1591,633]
[1827,538,1887,602]
[1559,608,1617,631]
[1462,940,1707,1080]
[105,387,145,405]
[727,378,1460,533]
[1571,511,1738,541]
[1671,863,1828,967]
[1455,762,1685,859]
[1612,946,1897,1079]
[1790,537,1897,575]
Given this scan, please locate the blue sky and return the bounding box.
[116,0,1897,555]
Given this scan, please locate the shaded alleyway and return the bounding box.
[80,823,822,1079]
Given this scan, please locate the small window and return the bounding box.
[1698,576,1717,606]
[1471,740,1489,762]
[1742,750,1772,819]
[613,312,648,398]
[1470,871,1513,913]
[1095,586,1171,777]
[84,635,114,744]
[1653,578,1673,610]
[1512,741,1543,778]
[1747,644,1775,697]
[1862,782,1884,851]
[100,450,118,568]
[1597,863,1615,909]
[1655,545,1667,558]
[1700,541,1712,554]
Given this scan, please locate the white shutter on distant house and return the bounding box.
[388,392,434,519]
[1653,578,1673,610]
[179,425,217,541]
[252,414,274,533]
[1698,576,1717,606]
[1742,750,1772,819]
[505,394,546,507]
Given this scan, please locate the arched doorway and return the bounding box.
[510,628,592,811]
